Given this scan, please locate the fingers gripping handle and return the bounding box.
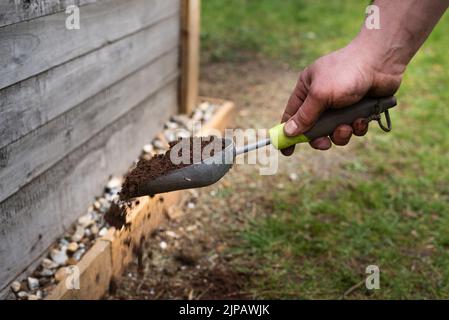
[269,96,397,150]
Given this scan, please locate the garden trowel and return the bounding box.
[130,96,397,197]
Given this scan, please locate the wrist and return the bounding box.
[349,31,407,79]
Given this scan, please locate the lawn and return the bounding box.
[202,0,449,299]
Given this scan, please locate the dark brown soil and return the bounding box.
[104,202,132,230]
[119,136,225,200]
[151,266,251,300]
[190,267,251,300]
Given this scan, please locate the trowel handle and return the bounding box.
[269,96,397,150]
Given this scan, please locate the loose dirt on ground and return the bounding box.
[105,60,355,300]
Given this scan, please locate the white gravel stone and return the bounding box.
[99,227,108,237]
[39,268,54,277]
[73,249,85,261]
[90,224,99,235]
[203,110,214,121]
[77,213,94,228]
[289,173,298,181]
[17,291,29,299]
[175,129,191,139]
[164,130,176,142]
[67,242,79,253]
[166,231,179,239]
[41,258,58,269]
[192,110,203,121]
[50,249,68,266]
[59,238,69,247]
[172,114,192,127]
[99,196,109,206]
[106,177,122,189]
[159,241,168,250]
[106,177,122,190]
[94,200,102,211]
[152,139,166,150]
[105,192,118,202]
[142,144,154,154]
[165,121,178,130]
[187,202,195,209]
[199,102,210,111]
[98,197,110,210]
[27,277,39,290]
[11,281,21,293]
[71,226,85,242]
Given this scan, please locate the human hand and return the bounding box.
[281,41,403,155]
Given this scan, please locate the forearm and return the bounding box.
[351,0,448,76]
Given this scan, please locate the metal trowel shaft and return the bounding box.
[235,138,271,155]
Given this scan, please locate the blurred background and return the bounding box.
[112,0,449,299]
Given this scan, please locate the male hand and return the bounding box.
[281,42,403,155]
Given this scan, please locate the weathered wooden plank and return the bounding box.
[0,0,105,28]
[0,0,180,90]
[0,50,179,203]
[180,0,200,114]
[0,82,178,293]
[0,16,179,149]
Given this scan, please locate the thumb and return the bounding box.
[283,93,326,136]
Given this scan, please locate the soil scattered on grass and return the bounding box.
[119,136,225,200]
[190,267,251,299]
[151,266,251,300]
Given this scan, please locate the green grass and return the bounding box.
[202,0,366,68]
[202,0,449,299]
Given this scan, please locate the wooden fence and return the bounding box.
[0,0,200,296]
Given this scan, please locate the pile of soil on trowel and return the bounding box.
[119,136,225,200]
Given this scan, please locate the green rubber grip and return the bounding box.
[269,124,310,149]
[269,96,397,150]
